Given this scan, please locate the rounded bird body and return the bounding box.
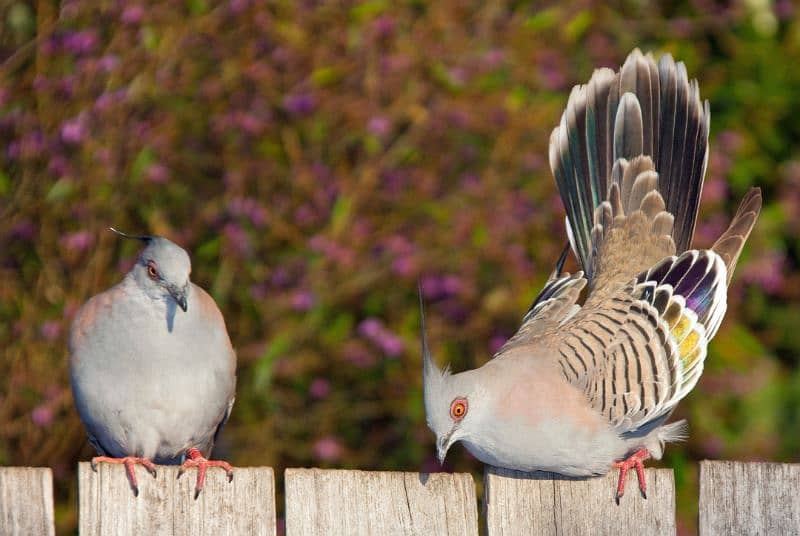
[422,49,761,499]
[70,278,235,462]
[70,232,236,495]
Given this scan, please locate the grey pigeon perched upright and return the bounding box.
[422,49,761,501]
[69,228,237,498]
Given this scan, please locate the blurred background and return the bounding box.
[1,1,798,534]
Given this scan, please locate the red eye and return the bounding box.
[450,398,468,421]
[147,261,159,280]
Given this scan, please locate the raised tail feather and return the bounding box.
[712,187,762,284]
[550,49,710,284]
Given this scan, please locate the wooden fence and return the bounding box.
[0,462,798,535]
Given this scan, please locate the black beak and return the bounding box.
[169,285,188,312]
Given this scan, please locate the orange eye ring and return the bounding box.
[450,398,468,421]
[147,261,159,280]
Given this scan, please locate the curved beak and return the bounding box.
[436,430,455,465]
[169,285,188,312]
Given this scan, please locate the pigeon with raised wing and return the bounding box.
[422,49,761,501]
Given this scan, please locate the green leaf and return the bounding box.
[46,179,73,203]
[564,11,592,43]
[0,170,10,196]
[253,333,293,391]
[349,0,387,22]
[331,194,353,235]
[524,8,560,32]
[130,147,154,183]
[312,66,342,87]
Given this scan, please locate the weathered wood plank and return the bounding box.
[0,467,55,536]
[484,466,675,535]
[699,461,800,535]
[78,462,275,536]
[285,468,478,536]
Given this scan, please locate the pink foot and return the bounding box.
[91,455,157,497]
[177,447,234,499]
[612,448,651,503]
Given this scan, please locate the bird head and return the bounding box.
[110,228,191,312]
[420,293,483,465]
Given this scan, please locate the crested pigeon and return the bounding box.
[69,228,237,498]
[422,49,761,501]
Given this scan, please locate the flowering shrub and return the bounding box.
[1,1,798,532]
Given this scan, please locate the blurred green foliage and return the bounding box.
[1,1,798,533]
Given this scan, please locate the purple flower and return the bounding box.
[249,282,268,300]
[21,130,45,156]
[343,341,376,368]
[270,267,292,288]
[290,290,315,311]
[377,333,404,357]
[367,116,391,137]
[223,222,250,255]
[701,176,728,204]
[448,67,468,86]
[282,93,316,117]
[7,142,20,159]
[537,51,567,90]
[391,255,417,277]
[32,405,54,427]
[61,230,94,253]
[121,5,144,24]
[229,0,250,13]
[39,321,62,342]
[235,111,266,135]
[228,197,267,227]
[94,89,127,112]
[312,436,343,462]
[481,48,505,69]
[308,234,355,267]
[48,156,71,177]
[358,318,383,339]
[61,117,87,144]
[776,0,794,19]
[146,163,169,184]
[294,204,317,226]
[717,130,743,153]
[380,53,411,74]
[441,275,462,296]
[357,318,405,357]
[371,15,396,40]
[309,378,331,399]
[420,274,463,301]
[63,30,98,55]
[33,75,49,91]
[11,220,37,241]
[742,250,786,295]
[420,276,443,300]
[98,54,120,72]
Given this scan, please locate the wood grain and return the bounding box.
[285,468,478,536]
[699,460,800,535]
[78,462,275,536]
[483,466,675,535]
[0,467,55,536]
